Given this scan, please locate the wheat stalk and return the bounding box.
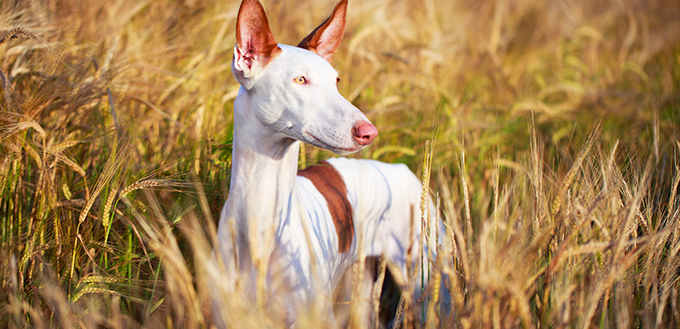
[459,150,472,237]
[0,68,8,89]
[551,125,599,215]
[0,27,41,47]
[70,284,118,303]
[52,140,80,152]
[22,143,42,168]
[79,275,122,284]
[55,154,85,177]
[425,257,441,329]
[78,142,129,224]
[102,187,118,229]
[11,121,46,138]
[372,256,387,329]
[120,179,161,198]
[349,220,367,328]
[0,69,11,107]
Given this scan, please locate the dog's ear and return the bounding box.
[297,0,347,63]
[233,0,281,88]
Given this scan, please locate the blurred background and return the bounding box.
[1,0,679,327]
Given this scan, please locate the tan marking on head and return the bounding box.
[298,160,354,253]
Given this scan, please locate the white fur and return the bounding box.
[212,2,439,327]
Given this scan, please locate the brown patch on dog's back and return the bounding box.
[298,161,354,253]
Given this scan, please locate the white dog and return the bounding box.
[213,0,440,326]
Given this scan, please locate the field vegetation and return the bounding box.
[1,0,680,327]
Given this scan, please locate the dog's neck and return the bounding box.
[226,90,300,262]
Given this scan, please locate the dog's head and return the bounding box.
[231,0,377,155]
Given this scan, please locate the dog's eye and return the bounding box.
[294,76,307,85]
[336,77,340,85]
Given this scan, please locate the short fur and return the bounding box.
[297,161,354,253]
[213,0,440,326]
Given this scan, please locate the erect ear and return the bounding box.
[233,0,281,88]
[297,0,347,63]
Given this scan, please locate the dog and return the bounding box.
[212,0,441,326]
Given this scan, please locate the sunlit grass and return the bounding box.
[1,0,680,327]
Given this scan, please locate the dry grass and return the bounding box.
[1,0,680,328]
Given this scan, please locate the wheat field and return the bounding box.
[1,0,680,327]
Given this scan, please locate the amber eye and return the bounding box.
[294,76,307,85]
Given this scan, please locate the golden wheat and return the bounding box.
[1,0,679,327]
[120,179,161,198]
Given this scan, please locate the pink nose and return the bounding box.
[353,121,378,146]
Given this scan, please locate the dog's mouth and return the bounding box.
[307,133,361,155]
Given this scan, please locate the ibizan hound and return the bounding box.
[213,0,439,326]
